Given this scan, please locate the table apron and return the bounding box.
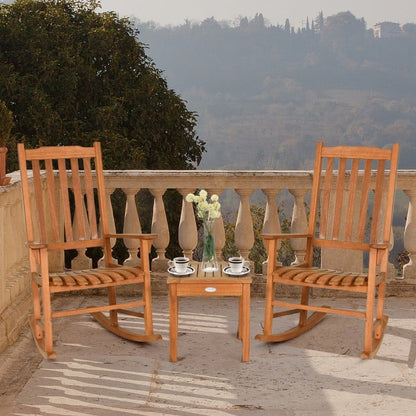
[174,283,245,297]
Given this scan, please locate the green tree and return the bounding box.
[320,11,367,54]
[314,11,324,32]
[0,101,13,146]
[0,0,206,264]
[284,18,291,34]
[0,0,205,171]
[402,23,416,37]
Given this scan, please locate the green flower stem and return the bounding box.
[203,232,215,260]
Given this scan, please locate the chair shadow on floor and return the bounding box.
[258,296,416,368]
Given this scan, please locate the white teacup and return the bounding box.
[228,257,249,273]
[168,257,190,273]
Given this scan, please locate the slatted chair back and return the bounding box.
[307,143,399,262]
[18,142,112,260]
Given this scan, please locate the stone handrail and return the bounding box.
[1,169,416,354]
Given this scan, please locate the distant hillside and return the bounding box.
[135,11,416,169]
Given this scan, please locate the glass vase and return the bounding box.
[201,218,219,272]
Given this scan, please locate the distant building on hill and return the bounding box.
[374,22,402,38]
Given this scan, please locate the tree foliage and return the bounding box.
[0,0,205,171]
[0,100,13,145]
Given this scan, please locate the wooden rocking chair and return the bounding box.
[18,142,162,359]
[256,142,399,359]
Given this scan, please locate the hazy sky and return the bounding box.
[99,0,416,28]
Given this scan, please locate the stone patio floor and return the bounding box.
[1,295,415,415]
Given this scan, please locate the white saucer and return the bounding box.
[168,266,195,276]
[223,266,250,276]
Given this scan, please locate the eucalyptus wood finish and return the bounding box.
[256,142,400,359]
[18,142,161,359]
[167,262,252,362]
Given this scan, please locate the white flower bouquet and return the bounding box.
[186,189,221,271]
[185,189,221,220]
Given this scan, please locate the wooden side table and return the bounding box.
[167,262,252,362]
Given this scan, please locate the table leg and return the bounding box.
[241,283,250,362]
[169,283,178,362]
[238,292,243,339]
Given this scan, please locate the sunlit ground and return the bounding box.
[6,296,416,415]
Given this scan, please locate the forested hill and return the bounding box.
[135,11,416,169]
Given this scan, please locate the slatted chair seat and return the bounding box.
[45,266,145,288]
[18,141,162,359]
[273,266,383,287]
[256,142,399,359]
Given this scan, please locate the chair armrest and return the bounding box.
[369,243,389,250]
[27,242,48,250]
[260,233,311,240]
[105,233,157,240]
[369,243,390,267]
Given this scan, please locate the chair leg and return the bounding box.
[142,274,155,336]
[29,280,56,359]
[108,286,119,328]
[299,286,310,326]
[261,273,275,337]
[237,295,243,339]
[361,281,388,359]
[375,281,387,339]
[42,284,55,358]
[29,282,45,350]
[31,279,41,323]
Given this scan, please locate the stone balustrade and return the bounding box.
[104,170,317,271]
[1,169,416,354]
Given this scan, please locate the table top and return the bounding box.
[167,261,253,284]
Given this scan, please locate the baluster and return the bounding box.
[150,188,169,271]
[289,189,308,265]
[122,189,142,267]
[98,187,117,266]
[71,191,92,270]
[177,188,198,260]
[403,189,416,279]
[235,189,254,260]
[377,188,395,278]
[207,188,225,261]
[262,189,281,272]
[388,225,396,278]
